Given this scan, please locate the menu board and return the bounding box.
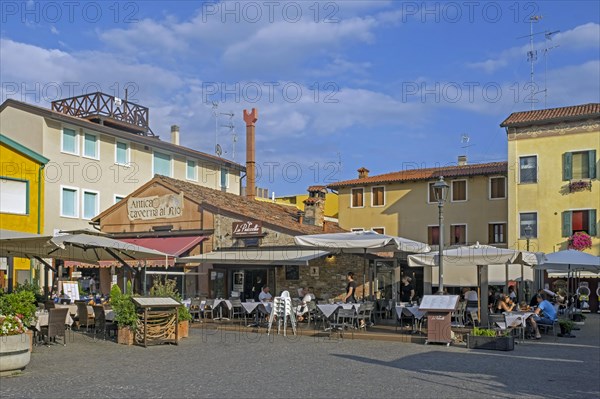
[62,282,80,303]
[419,295,460,311]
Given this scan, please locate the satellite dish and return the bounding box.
[215,144,223,157]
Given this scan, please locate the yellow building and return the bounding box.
[0,133,48,289]
[501,104,600,255]
[329,161,508,247]
[274,187,339,219]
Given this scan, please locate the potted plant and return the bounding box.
[568,180,592,193]
[0,314,31,374]
[0,290,37,353]
[110,285,138,345]
[558,319,575,338]
[568,232,593,251]
[467,327,514,351]
[149,278,190,339]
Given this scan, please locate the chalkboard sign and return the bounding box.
[285,265,300,280]
[419,295,460,311]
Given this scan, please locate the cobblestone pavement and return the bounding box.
[2,315,599,399]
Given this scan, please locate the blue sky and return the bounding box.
[1,0,599,195]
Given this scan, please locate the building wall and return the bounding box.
[273,193,339,218]
[507,121,600,254]
[0,105,241,235]
[0,140,45,285]
[336,175,508,246]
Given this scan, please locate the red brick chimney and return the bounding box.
[357,167,370,179]
[303,186,327,227]
[243,108,258,200]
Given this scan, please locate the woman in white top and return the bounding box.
[296,287,315,321]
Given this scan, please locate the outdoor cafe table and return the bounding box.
[241,302,269,327]
[503,311,535,328]
[54,303,94,317]
[316,303,362,330]
[34,310,74,331]
[395,304,426,332]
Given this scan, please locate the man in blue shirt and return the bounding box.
[529,293,557,339]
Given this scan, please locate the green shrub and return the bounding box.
[149,277,191,322]
[110,285,138,331]
[0,290,37,327]
[472,327,498,337]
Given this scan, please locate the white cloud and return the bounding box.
[50,26,59,35]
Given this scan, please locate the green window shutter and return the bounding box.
[589,209,597,236]
[588,150,597,179]
[562,211,572,237]
[562,152,572,181]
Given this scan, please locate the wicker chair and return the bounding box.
[356,302,375,329]
[189,298,202,323]
[203,299,216,320]
[92,305,116,340]
[44,300,56,310]
[76,302,95,332]
[40,308,69,346]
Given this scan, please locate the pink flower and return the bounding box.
[569,232,593,251]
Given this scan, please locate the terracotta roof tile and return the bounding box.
[328,162,507,188]
[307,185,327,192]
[500,103,600,127]
[156,175,344,235]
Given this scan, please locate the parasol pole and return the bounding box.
[363,248,367,301]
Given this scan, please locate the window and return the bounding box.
[519,156,537,183]
[83,133,98,159]
[351,188,364,207]
[0,178,28,215]
[220,167,229,189]
[351,228,364,232]
[488,223,507,244]
[186,160,197,181]
[451,180,467,202]
[428,182,436,203]
[114,195,125,204]
[82,190,99,220]
[372,227,385,235]
[372,186,385,207]
[61,187,79,218]
[450,224,467,245]
[61,128,78,154]
[519,212,538,238]
[490,177,506,199]
[115,141,129,165]
[285,265,300,280]
[563,150,596,180]
[427,226,440,245]
[562,210,597,237]
[153,151,172,177]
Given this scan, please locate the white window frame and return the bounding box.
[60,185,79,218]
[450,179,468,203]
[488,176,507,200]
[371,186,386,207]
[152,150,173,177]
[488,221,508,244]
[449,223,468,245]
[519,211,538,239]
[350,187,365,208]
[81,189,100,220]
[186,159,198,181]
[82,132,99,160]
[61,127,79,156]
[519,154,538,184]
[0,177,29,215]
[351,228,364,232]
[220,167,229,189]
[372,227,385,235]
[114,194,126,204]
[115,140,130,166]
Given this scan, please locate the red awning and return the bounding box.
[118,236,206,257]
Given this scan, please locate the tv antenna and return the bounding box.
[517,15,543,110]
[460,134,473,158]
[542,30,560,108]
[220,111,235,158]
[215,144,223,157]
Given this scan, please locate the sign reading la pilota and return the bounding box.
[232,221,262,237]
[127,192,184,221]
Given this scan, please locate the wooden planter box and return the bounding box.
[178,321,189,339]
[467,335,514,351]
[117,327,134,346]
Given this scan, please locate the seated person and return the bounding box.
[296,287,315,322]
[258,286,273,317]
[496,294,516,313]
[530,289,545,307]
[528,293,558,340]
[519,301,532,311]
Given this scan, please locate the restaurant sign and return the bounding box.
[127,192,184,221]
[232,221,262,237]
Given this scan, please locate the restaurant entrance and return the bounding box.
[209,266,275,300]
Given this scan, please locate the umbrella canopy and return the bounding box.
[294,230,430,253]
[408,242,541,268]
[535,250,600,273]
[0,230,169,264]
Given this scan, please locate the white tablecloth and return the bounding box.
[213,299,232,311]
[55,304,94,317]
[395,305,425,320]
[241,302,262,314]
[34,311,74,331]
[503,312,534,328]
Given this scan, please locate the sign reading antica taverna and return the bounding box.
[232,221,262,237]
[127,192,184,221]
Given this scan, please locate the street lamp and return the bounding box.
[524,224,533,296]
[433,176,450,293]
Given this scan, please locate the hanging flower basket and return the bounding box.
[568,232,592,251]
[569,180,592,193]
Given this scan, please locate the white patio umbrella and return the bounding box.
[295,230,430,299]
[535,250,600,306]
